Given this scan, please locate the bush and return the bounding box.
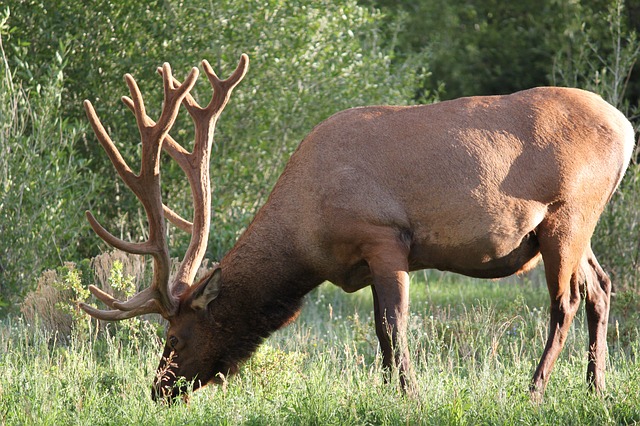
[21,263,90,342]
[20,250,212,342]
[0,15,97,311]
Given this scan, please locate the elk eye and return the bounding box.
[169,335,179,349]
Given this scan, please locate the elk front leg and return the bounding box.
[371,267,415,393]
[359,227,415,393]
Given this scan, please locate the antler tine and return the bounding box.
[157,54,249,120]
[170,55,249,291]
[203,54,249,90]
[121,95,192,171]
[85,211,159,254]
[85,284,155,310]
[144,56,249,293]
[163,204,193,233]
[122,94,195,234]
[83,100,137,188]
[202,54,249,116]
[156,64,199,136]
[123,73,149,133]
[81,63,202,321]
[79,284,163,320]
[79,300,161,321]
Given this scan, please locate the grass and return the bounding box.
[2,270,640,425]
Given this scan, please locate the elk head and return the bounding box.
[79,55,248,402]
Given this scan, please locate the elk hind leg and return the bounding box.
[530,220,585,398]
[583,246,611,393]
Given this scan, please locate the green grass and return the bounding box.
[2,270,640,425]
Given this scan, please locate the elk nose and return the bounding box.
[151,386,189,405]
[151,381,189,404]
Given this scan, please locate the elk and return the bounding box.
[79,54,635,402]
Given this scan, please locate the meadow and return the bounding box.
[3,2,640,424]
[2,269,640,425]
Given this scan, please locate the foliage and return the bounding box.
[0,13,95,310]
[363,0,584,99]
[21,266,85,342]
[19,250,213,345]
[4,0,425,262]
[3,273,640,424]
[364,0,638,103]
[0,1,425,309]
[596,163,640,291]
[553,0,640,110]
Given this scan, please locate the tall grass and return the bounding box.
[2,271,639,425]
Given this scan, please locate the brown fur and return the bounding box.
[152,87,635,401]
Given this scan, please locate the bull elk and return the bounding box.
[79,54,635,402]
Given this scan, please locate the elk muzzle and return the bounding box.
[152,345,188,403]
[151,379,190,404]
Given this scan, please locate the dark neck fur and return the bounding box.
[211,204,322,369]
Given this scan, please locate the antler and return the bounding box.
[79,55,249,320]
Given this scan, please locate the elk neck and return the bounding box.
[214,196,322,337]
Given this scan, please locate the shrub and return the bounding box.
[20,250,212,342]
[21,263,90,342]
[0,16,97,311]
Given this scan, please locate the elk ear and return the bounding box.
[190,268,222,310]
